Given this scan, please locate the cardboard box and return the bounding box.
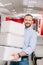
[1,21,24,35]
[0,46,22,61]
[0,21,24,61]
[0,32,24,48]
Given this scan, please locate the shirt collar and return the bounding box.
[25,25,33,31]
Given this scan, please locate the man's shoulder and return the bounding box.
[32,29,37,36]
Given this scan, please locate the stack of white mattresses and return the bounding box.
[0,21,24,61]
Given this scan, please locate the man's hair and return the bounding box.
[24,14,33,18]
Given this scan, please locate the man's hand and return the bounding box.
[11,51,26,61]
[11,53,19,62]
[19,51,26,57]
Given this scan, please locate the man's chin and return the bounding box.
[25,25,31,28]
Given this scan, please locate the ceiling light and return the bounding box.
[12,9,15,12]
[23,0,28,5]
[4,3,12,6]
[0,8,10,13]
[0,3,4,7]
[29,1,37,4]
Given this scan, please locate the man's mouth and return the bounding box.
[25,23,30,25]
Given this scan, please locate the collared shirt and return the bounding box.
[22,25,37,55]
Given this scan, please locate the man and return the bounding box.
[10,14,37,65]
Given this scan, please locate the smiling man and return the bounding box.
[10,14,37,65]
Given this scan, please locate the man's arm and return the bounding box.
[19,32,37,56]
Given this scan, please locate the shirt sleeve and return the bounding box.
[22,32,37,55]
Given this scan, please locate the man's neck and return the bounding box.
[25,25,33,30]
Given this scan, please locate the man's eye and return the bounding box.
[25,19,32,21]
[29,20,31,21]
[25,19,27,21]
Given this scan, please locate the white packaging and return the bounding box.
[0,46,5,60]
[0,32,24,48]
[0,21,24,61]
[1,21,24,35]
[0,46,22,61]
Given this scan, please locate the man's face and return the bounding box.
[24,16,33,28]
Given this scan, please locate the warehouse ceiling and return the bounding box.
[0,0,43,15]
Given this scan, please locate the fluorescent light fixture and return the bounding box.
[23,0,37,5]
[12,9,15,12]
[0,8,10,13]
[0,3,4,7]
[29,1,37,4]
[0,2,12,7]
[4,3,12,6]
[23,0,28,5]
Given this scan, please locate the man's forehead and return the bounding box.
[24,16,33,19]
